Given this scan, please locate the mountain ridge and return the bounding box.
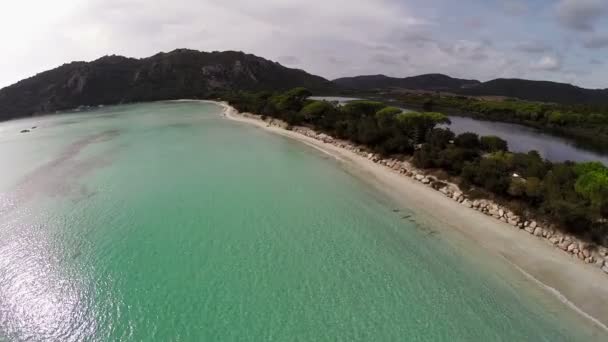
[333,74,608,106]
[333,73,480,92]
[0,49,334,121]
[458,78,608,105]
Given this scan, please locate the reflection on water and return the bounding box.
[0,211,95,341]
[310,96,363,104]
[0,127,120,341]
[445,116,608,164]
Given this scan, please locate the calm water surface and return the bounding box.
[310,96,363,104]
[314,96,608,164]
[0,102,605,341]
[445,116,608,164]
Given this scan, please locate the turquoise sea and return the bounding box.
[0,102,605,341]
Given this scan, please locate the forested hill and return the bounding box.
[333,74,480,92]
[0,49,335,120]
[458,79,608,106]
[335,74,608,106]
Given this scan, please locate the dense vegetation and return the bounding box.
[0,49,335,121]
[224,88,608,245]
[458,78,608,106]
[335,74,608,106]
[399,93,608,151]
[223,88,449,155]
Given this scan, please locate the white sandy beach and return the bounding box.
[214,101,608,333]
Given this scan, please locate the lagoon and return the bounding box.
[445,115,608,164]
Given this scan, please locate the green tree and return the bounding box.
[548,111,565,125]
[575,168,608,214]
[437,147,478,174]
[462,157,511,194]
[508,178,527,197]
[511,151,549,179]
[375,106,402,120]
[375,107,402,130]
[574,161,607,176]
[396,112,450,144]
[480,136,508,152]
[525,177,543,199]
[274,87,312,113]
[342,101,386,118]
[426,128,455,149]
[356,116,382,145]
[455,133,480,149]
[300,100,338,127]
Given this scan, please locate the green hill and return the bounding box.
[0,49,335,120]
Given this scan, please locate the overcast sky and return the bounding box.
[1,0,608,89]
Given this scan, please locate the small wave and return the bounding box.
[299,141,346,162]
[507,258,608,333]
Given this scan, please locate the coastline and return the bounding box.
[210,100,608,331]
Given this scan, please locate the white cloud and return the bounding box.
[534,56,562,71]
[0,0,606,89]
[0,0,426,87]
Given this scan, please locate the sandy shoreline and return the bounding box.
[207,100,608,332]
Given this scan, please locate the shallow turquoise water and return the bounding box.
[0,102,604,341]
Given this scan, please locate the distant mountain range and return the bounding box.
[334,74,608,106]
[333,74,480,92]
[458,78,608,106]
[0,49,333,121]
[2,49,608,121]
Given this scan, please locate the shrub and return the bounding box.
[480,136,508,152]
[455,132,480,149]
